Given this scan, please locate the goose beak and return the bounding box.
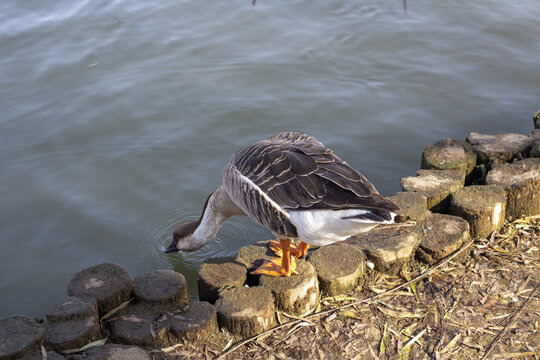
[164,241,179,253]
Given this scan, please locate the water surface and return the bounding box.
[1,0,539,318]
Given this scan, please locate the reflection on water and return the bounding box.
[1,0,539,318]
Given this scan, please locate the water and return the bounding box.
[1,0,539,319]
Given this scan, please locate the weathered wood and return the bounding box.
[132,270,188,311]
[485,158,540,219]
[67,262,133,316]
[307,243,364,296]
[401,169,465,212]
[78,344,151,360]
[169,301,218,342]
[198,257,247,304]
[534,109,540,129]
[449,185,506,238]
[388,191,430,222]
[416,213,470,265]
[346,226,421,274]
[259,260,319,315]
[215,286,275,338]
[530,130,540,157]
[0,316,45,360]
[421,138,477,182]
[466,132,533,166]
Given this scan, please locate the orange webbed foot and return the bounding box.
[250,256,297,277]
[269,240,309,259]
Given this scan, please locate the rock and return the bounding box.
[449,185,507,238]
[215,286,275,338]
[109,303,171,348]
[346,226,421,274]
[45,298,102,352]
[132,270,188,311]
[466,132,533,166]
[198,257,247,304]
[416,213,470,264]
[534,109,540,129]
[401,169,465,212]
[485,158,540,219]
[169,301,218,342]
[421,138,477,182]
[259,260,319,315]
[307,244,365,296]
[67,262,133,316]
[0,316,45,360]
[388,192,431,222]
[75,344,150,360]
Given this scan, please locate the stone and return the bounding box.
[0,316,45,360]
[132,270,188,311]
[259,260,319,315]
[466,132,533,166]
[169,301,218,342]
[75,344,150,360]
[401,169,465,212]
[388,192,431,222]
[534,109,540,129]
[307,243,365,296]
[485,158,540,219]
[67,262,133,316]
[421,138,477,182]
[109,303,171,348]
[416,213,471,264]
[45,297,102,351]
[215,286,275,338]
[198,257,247,304]
[346,226,421,274]
[449,185,507,238]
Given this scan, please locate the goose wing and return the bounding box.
[224,132,398,236]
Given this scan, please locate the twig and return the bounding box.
[214,239,475,360]
[480,284,540,360]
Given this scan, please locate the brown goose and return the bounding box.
[165,132,399,276]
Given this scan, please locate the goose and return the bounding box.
[165,132,399,277]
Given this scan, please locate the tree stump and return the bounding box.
[534,109,540,129]
[67,262,133,316]
[466,132,533,167]
[236,241,280,285]
[401,169,465,212]
[346,226,421,275]
[198,257,247,304]
[485,158,540,219]
[0,316,45,360]
[388,192,430,222]
[307,243,365,296]
[132,270,188,311]
[78,344,150,360]
[259,260,319,315]
[416,213,470,264]
[109,303,172,348]
[449,185,506,238]
[421,138,477,183]
[45,297,102,351]
[530,130,540,157]
[215,286,275,338]
[169,301,218,342]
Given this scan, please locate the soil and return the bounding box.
[117,216,540,360]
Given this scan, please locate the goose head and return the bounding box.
[164,221,203,253]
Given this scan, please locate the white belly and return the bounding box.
[287,209,395,246]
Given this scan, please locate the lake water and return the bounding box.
[1,0,539,318]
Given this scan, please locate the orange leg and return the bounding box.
[269,240,309,259]
[251,238,297,277]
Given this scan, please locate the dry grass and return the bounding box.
[155,215,539,360]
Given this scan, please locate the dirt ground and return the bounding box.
[156,215,539,360]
